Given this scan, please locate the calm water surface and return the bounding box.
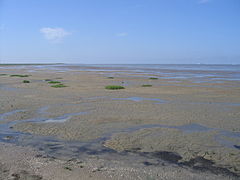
[1,64,239,82]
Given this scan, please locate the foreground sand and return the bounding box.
[0,143,235,180]
[0,65,239,179]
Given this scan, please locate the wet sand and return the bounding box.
[0,65,239,179]
[1,142,229,180]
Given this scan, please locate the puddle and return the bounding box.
[37,106,50,115]
[176,123,211,132]
[112,97,167,104]
[0,106,89,145]
[234,145,240,149]
[85,96,107,100]
[40,112,88,123]
[42,117,71,123]
[0,110,26,121]
[188,102,240,107]
[0,84,21,92]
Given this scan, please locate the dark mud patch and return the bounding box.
[11,170,42,180]
[73,145,117,156]
[143,161,156,166]
[180,156,239,178]
[1,164,42,180]
[137,151,182,164]
[0,163,9,178]
[127,149,239,178]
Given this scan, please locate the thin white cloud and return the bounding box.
[198,0,210,4]
[116,32,128,37]
[40,27,71,43]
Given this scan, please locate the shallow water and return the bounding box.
[112,96,240,107]
[0,109,26,121]
[112,97,167,104]
[40,112,88,123]
[0,84,21,91]
[0,105,240,180]
[1,64,240,83]
[0,106,89,143]
[188,102,240,107]
[0,105,239,160]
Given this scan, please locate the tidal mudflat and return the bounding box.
[0,64,240,179]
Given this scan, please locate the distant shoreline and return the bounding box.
[0,63,239,65]
[0,63,63,66]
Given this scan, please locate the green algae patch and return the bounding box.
[10,74,30,77]
[64,166,72,171]
[51,84,67,88]
[48,81,61,84]
[149,77,158,80]
[105,85,125,90]
[23,80,30,83]
[142,84,152,87]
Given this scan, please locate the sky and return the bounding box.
[0,0,240,64]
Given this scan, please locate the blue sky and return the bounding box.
[0,0,240,64]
